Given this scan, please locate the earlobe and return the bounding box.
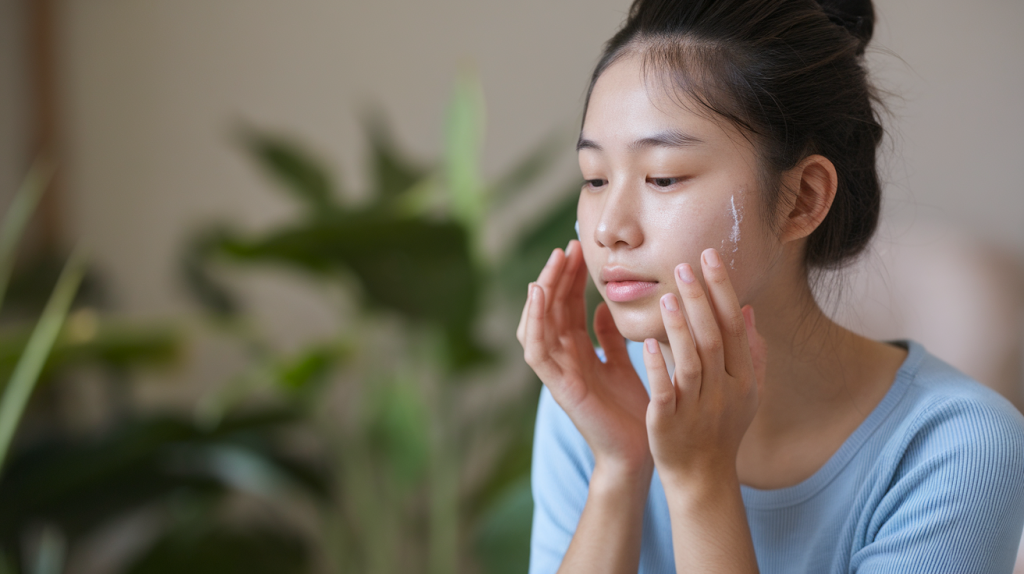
[779,154,838,244]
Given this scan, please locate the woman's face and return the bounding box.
[578,55,778,343]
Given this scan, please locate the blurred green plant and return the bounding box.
[179,73,582,573]
[0,163,84,572]
[0,167,255,573]
[0,162,79,471]
[0,73,582,574]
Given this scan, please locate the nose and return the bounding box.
[593,181,643,249]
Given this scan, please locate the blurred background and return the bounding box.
[0,0,1021,573]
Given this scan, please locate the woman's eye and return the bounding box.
[649,177,682,188]
[584,179,607,189]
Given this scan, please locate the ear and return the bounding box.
[778,154,838,244]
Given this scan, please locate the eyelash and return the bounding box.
[648,177,684,188]
[583,176,688,190]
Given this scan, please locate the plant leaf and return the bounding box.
[180,228,240,317]
[241,130,337,213]
[473,477,532,574]
[364,112,429,202]
[365,377,430,486]
[0,247,86,473]
[124,524,307,574]
[444,73,487,246]
[0,320,181,394]
[214,211,489,369]
[0,409,327,543]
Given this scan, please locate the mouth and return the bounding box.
[600,267,659,303]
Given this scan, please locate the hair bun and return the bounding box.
[817,0,875,55]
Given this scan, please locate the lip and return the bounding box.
[600,266,658,303]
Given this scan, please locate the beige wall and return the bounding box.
[3,1,1020,341]
[870,1,1024,252]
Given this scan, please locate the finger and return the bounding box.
[562,240,591,329]
[593,301,629,366]
[674,262,725,374]
[536,248,567,312]
[642,338,676,421]
[516,282,534,345]
[700,248,751,377]
[659,293,702,397]
[552,241,581,304]
[552,238,585,327]
[523,284,557,380]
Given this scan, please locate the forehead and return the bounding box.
[581,54,749,154]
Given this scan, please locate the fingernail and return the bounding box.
[645,338,659,354]
[565,241,575,257]
[529,283,538,300]
[703,248,722,268]
[676,264,695,284]
[661,293,678,311]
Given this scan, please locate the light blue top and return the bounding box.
[529,341,1024,573]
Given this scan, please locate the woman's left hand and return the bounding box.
[641,247,768,485]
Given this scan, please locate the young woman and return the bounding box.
[517,0,1024,572]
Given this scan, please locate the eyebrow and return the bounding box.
[576,130,705,152]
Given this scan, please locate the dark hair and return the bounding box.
[583,0,883,270]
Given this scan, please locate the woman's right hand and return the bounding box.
[517,239,653,477]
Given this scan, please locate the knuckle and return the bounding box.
[708,268,730,284]
[678,363,701,381]
[682,286,705,301]
[704,335,724,354]
[652,391,675,407]
[523,346,545,367]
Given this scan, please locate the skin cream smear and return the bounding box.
[723,193,743,269]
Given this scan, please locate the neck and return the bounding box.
[735,261,907,487]
[747,268,858,434]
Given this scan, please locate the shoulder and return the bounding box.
[852,342,1024,572]
[895,344,1024,462]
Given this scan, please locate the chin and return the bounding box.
[606,301,667,343]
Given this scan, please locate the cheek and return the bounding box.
[647,194,731,272]
[650,190,765,302]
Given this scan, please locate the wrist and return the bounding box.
[660,466,741,508]
[591,456,654,498]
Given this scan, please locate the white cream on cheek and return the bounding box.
[728,190,744,269]
[717,190,745,269]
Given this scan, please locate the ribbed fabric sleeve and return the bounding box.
[528,384,594,569]
[528,340,1024,574]
[849,395,1024,572]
